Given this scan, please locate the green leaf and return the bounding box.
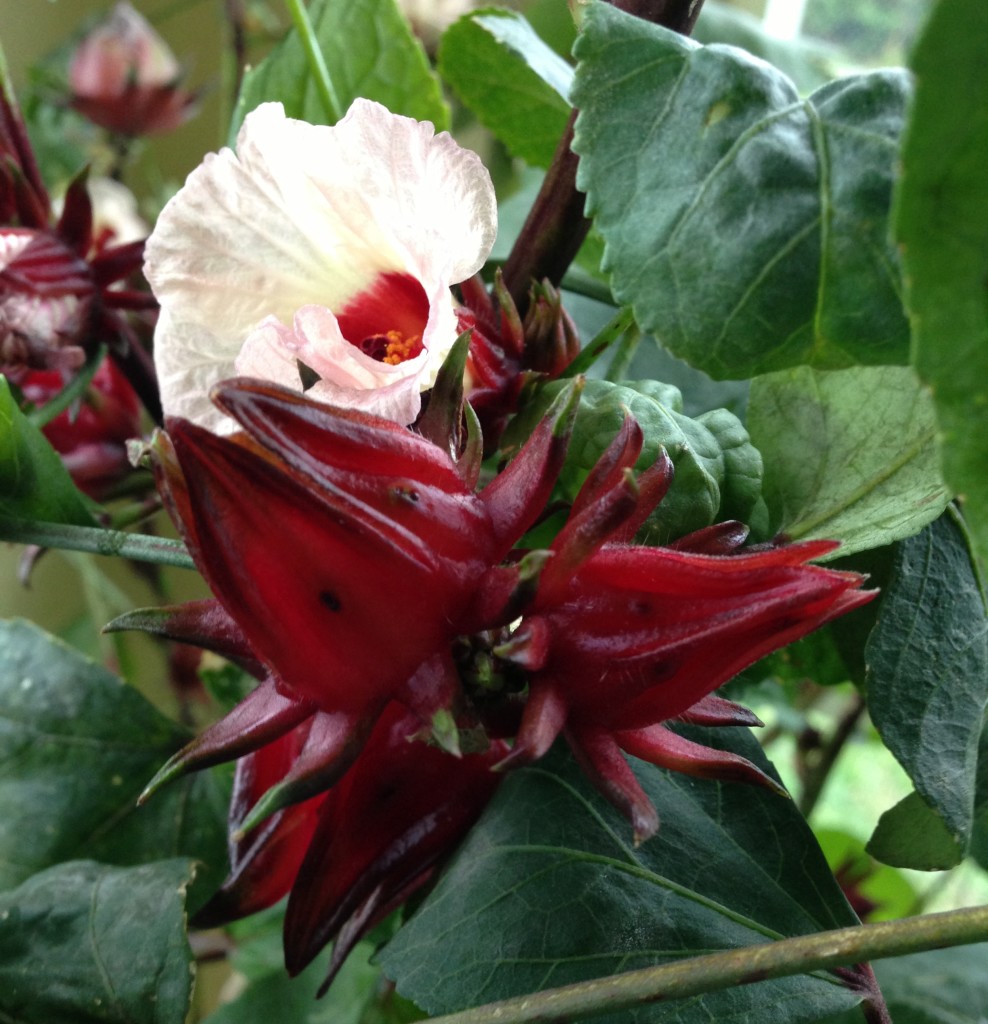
[863,512,988,860]
[503,377,768,543]
[875,944,988,1024]
[0,619,228,905]
[0,859,195,1024]
[439,9,572,167]
[204,925,383,1024]
[229,0,448,141]
[897,0,988,574]
[571,2,911,379]
[380,735,864,1023]
[815,830,917,922]
[867,791,963,871]
[827,944,988,1024]
[747,365,950,557]
[0,376,96,527]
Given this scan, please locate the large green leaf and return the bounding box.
[229,0,448,141]
[863,512,988,866]
[439,8,572,167]
[747,365,949,558]
[0,619,228,903]
[897,0,988,574]
[0,376,96,527]
[380,735,864,1023]
[0,859,195,1024]
[571,2,911,379]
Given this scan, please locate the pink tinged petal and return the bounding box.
[615,723,789,798]
[566,727,659,844]
[234,316,305,391]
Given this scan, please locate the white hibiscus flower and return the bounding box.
[144,99,496,431]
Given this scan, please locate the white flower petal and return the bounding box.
[234,316,306,391]
[146,100,496,428]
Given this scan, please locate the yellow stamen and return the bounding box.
[382,330,423,365]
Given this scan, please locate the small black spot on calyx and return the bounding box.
[319,590,342,612]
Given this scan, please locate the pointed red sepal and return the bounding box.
[414,331,474,472]
[55,168,94,256]
[194,723,327,928]
[204,379,494,574]
[670,520,750,554]
[491,270,525,358]
[90,239,147,288]
[211,378,470,495]
[233,709,371,839]
[103,599,259,670]
[0,230,93,298]
[2,157,49,229]
[607,448,676,544]
[616,723,789,798]
[567,415,644,520]
[567,727,659,844]
[282,706,507,978]
[480,377,583,559]
[494,677,567,771]
[675,694,763,729]
[395,652,461,733]
[138,675,317,803]
[0,90,50,224]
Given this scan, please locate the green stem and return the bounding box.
[425,904,988,1024]
[26,346,105,429]
[283,0,341,122]
[0,517,195,570]
[605,323,642,382]
[798,691,867,818]
[561,307,636,378]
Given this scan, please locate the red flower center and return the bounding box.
[337,271,430,365]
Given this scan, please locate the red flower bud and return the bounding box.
[21,356,142,498]
[68,2,198,136]
[193,703,506,992]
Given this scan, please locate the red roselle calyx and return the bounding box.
[0,90,156,403]
[68,2,199,137]
[460,272,580,451]
[19,356,142,499]
[129,376,873,984]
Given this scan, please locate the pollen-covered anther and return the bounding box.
[358,329,424,365]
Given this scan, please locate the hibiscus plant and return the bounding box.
[0,0,986,1022]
